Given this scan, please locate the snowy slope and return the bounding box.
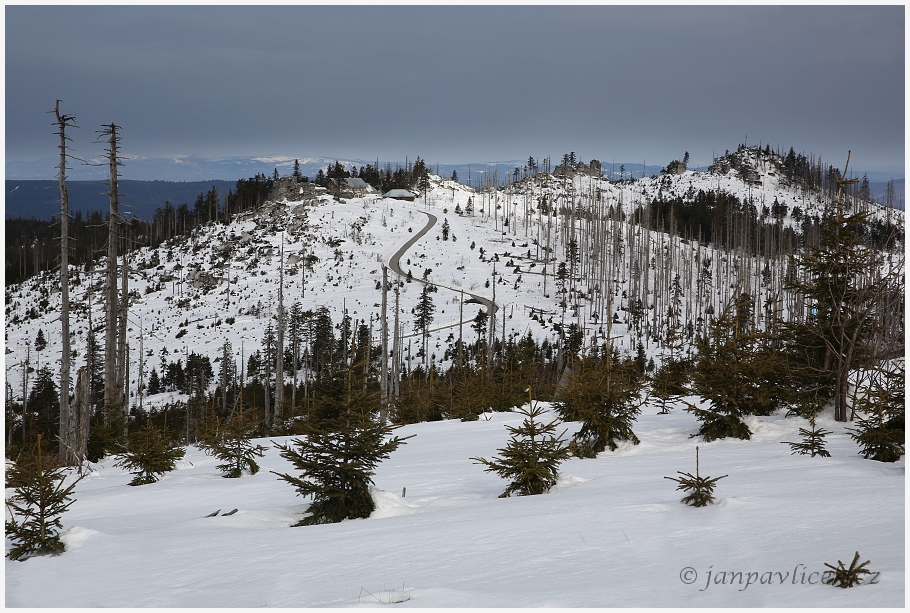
[4,150,905,607]
[5,401,904,607]
[5,153,902,407]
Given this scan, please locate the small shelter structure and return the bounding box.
[383,188,416,202]
[343,177,375,197]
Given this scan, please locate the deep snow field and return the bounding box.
[4,399,904,607]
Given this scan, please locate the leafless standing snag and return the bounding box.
[96,123,128,428]
[52,101,79,465]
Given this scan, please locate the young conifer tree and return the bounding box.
[272,333,410,525]
[651,318,689,414]
[273,414,407,524]
[472,390,570,497]
[782,414,832,457]
[823,552,873,588]
[848,363,904,462]
[664,446,727,507]
[197,407,267,478]
[114,419,185,485]
[687,299,785,441]
[554,347,645,457]
[6,436,83,560]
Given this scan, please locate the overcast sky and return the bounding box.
[6,5,905,175]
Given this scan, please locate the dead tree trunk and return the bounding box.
[380,265,389,423]
[275,240,285,423]
[102,123,122,423]
[54,101,77,464]
[73,366,90,467]
[118,230,129,434]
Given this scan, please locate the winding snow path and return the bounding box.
[386,207,497,340]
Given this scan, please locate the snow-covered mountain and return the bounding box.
[6,145,903,411]
[4,144,904,606]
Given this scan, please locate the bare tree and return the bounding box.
[275,238,285,424]
[53,101,78,464]
[380,264,389,423]
[99,124,123,421]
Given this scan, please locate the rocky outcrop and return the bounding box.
[663,160,687,175]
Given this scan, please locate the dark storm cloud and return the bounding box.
[6,5,904,174]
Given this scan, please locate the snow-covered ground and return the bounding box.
[5,149,904,606]
[8,155,901,406]
[5,400,903,607]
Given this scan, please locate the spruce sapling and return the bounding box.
[823,551,872,588]
[848,364,904,462]
[272,413,411,525]
[114,418,186,486]
[665,446,727,507]
[5,436,83,561]
[197,407,267,478]
[782,414,832,457]
[554,350,645,457]
[471,390,571,497]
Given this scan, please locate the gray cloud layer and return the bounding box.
[6,6,904,174]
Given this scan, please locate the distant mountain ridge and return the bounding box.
[6,152,903,219]
[8,153,902,184]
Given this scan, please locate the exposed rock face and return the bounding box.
[185,267,221,290]
[553,160,602,177]
[740,167,762,184]
[706,144,783,185]
[663,160,687,175]
[273,176,320,202]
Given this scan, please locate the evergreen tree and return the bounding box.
[785,204,900,421]
[782,415,832,457]
[147,368,162,395]
[441,218,450,241]
[197,407,267,478]
[274,327,409,525]
[651,319,689,414]
[848,362,904,462]
[6,436,83,561]
[823,552,873,588]
[310,306,334,375]
[664,446,727,507]
[26,365,59,447]
[34,329,47,369]
[414,283,436,362]
[86,332,105,412]
[114,419,186,486]
[184,352,214,397]
[246,351,262,383]
[471,308,488,347]
[218,340,235,411]
[471,393,570,497]
[86,410,127,463]
[273,412,407,525]
[554,349,645,457]
[687,302,785,441]
[633,340,646,376]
